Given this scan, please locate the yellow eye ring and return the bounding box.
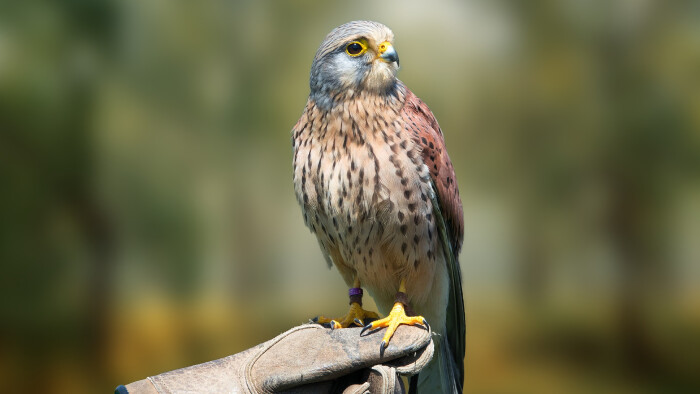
[345,41,367,56]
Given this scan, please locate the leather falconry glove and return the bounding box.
[115,323,434,394]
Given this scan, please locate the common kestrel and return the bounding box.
[292,21,464,393]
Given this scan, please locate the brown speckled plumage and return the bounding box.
[291,21,464,392]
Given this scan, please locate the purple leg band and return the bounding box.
[349,287,363,297]
[349,287,363,306]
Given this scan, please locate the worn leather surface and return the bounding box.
[121,323,433,393]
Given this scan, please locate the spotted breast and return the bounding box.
[292,83,450,327]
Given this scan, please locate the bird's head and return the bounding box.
[310,21,400,107]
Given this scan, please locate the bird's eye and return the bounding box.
[345,41,366,56]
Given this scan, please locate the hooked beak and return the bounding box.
[377,41,399,67]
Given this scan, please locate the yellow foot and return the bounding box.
[313,302,380,329]
[360,301,428,352]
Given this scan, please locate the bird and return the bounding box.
[291,21,465,393]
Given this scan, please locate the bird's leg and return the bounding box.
[313,276,380,329]
[360,278,428,352]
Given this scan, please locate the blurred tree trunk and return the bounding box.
[600,3,676,375]
[61,1,119,388]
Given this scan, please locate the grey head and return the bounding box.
[309,21,400,109]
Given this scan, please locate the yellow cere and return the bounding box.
[378,41,391,55]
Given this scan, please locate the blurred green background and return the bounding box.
[1,0,699,393]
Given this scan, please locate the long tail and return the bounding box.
[413,189,465,393]
[411,334,461,393]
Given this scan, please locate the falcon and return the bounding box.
[292,21,465,393]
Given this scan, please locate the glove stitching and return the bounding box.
[244,324,324,393]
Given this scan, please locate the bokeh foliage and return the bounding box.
[1,1,699,393]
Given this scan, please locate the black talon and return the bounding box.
[422,318,430,331]
[354,318,363,327]
[311,316,319,323]
[379,340,387,356]
[360,323,372,336]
